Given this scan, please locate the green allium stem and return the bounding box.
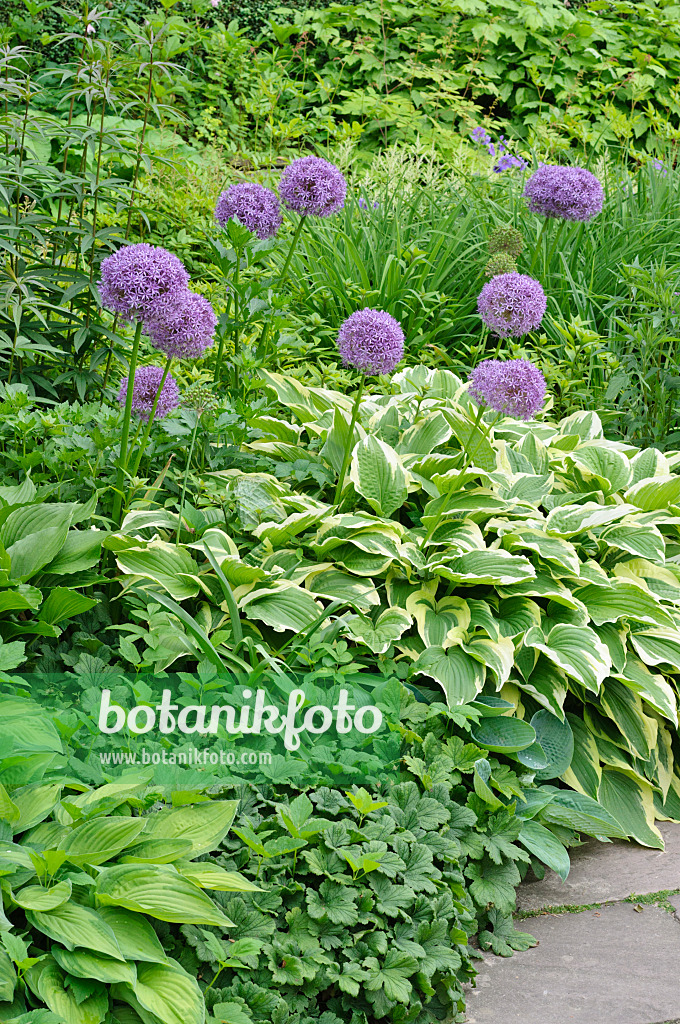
[111,320,143,526]
[176,413,200,546]
[129,355,173,479]
[333,375,365,506]
[258,214,307,359]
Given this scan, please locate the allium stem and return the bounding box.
[544,218,567,276]
[129,356,173,478]
[176,413,200,546]
[111,319,143,526]
[529,219,550,275]
[333,375,365,507]
[258,215,306,361]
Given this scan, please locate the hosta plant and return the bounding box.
[111,365,680,849]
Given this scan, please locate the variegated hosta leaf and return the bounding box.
[596,522,665,562]
[349,435,409,518]
[397,411,452,456]
[306,568,380,609]
[545,501,638,537]
[573,578,675,627]
[239,582,323,633]
[462,635,515,685]
[413,645,485,705]
[624,474,680,511]
[406,593,470,648]
[502,529,580,576]
[600,680,657,760]
[613,558,680,603]
[597,769,663,849]
[114,540,202,601]
[435,549,536,586]
[253,510,328,545]
[567,445,631,493]
[562,713,601,799]
[611,654,678,726]
[523,624,611,693]
[343,607,412,654]
[321,406,367,475]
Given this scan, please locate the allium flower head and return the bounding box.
[146,291,217,360]
[279,156,346,218]
[469,358,546,420]
[98,243,189,323]
[488,226,524,258]
[523,165,604,222]
[214,182,282,240]
[117,366,180,422]
[484,253,517,278]
[337,308,404,376]
[477,273,546,338]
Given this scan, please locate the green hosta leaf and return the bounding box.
[26,959,108,1024]
[13,783,63,832]
[95,866,234,927]
[471,718,536,753]
[3,505,74,580]
[52,947,136,986]
[26,904,124,960]
[59,816,146,865]
[114,540,201,601]
[598,523,665,562]
[97,907,169,964]
[252,510,325,546]
[414,645,485,705]
[239,582,322,632]
[496,596,542,638]
[142,801,238,856]
[625,474,680,511]
[38,589,98,625]
[572,580,673,627]
[443,411,496,472]
[518,820,570,880]
[343,607,411,654]
[112,961,204,1024]
[597,769,663,849]
[531,710,574,781]
[361,950,417,1005]
[524,623,611,693]
[0,947,16,1001]
[600,679,656,760]
[349,435,408,518]
[307,568,379,609]
[42,529,104,575]
[12,880,72,911]
[436,549,535,586]
[407,593,470,648]
[479,909,537,957]
[612,654,678,726]
[320,405,366,475]
[175,862,261,892]
[0,781,19,824]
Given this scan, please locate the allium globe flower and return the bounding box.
[214,182,282,240]
[98,243,189,323]
[279,156,347,218]
[146,291,217,360]
[488,226,524,258]
[337,308,404,376]
[469,358,546,420]
[117,366,180,422]
[523,165,604,222]
[484,253,517,278]
[477,273,546,338]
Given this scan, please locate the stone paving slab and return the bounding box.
[464,902,680,1024]
[517,821,680,912]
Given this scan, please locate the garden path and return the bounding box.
[463,822,680,1024]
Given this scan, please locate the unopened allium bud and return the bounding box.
[488,226,524,258]
[484,253,517,278]
[182,381,220,414]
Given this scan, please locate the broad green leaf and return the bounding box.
[321,405,366,475]
[12,880,72,911]
[42,530,103,574]
[239,582,322,632]
[1,504,74,580]
[175,862,262,892]
[0,781,19,824]
[0,947,16,1001]
[95,865,234,926]
[541,787,626,841]
[597,769,663,848]
[343,607,411,654]
[504,529,580,575]
[349,435,408,517]
[115,540,201,601]
[59,816,146,865]
[252,510,326,546]
[38,589,98,625]
[362,950,417,1004]
[471,718,536,754]
[52,947,137,985]
[545,502,636,537]
[574,580,674,627]
[0,701,62,756]
[307,568,379,608]
[436,549,535,586]
[531,710,574,781]
[598,523,665,562]
[26,959,108,1024]
[569,445,631,492]
[519,820,570,881]
[142,801,238,856]
[406,593,469,648]
[600,679,657,760]
[26,903,124,960]
[97,907,169,964]
[625,474,680,511]
[463,635,515,685]
[414,645,485,705]
[398,411,451,455]
[112,961,204,1024]
[613,654,678,726]
[524,624,611,693]
[13,783,62,832]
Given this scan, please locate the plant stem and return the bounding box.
[111,320,143,526]
[129,356,173,478]
[529,218,550,275]
[176,414,201,546]
[333,375,365,506]
[258,214,307,357]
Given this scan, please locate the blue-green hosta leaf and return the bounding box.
[597,522,665,562]
[568,445,631,493]
[625,474,680,511]
[114,540,201,601]
[95,866,233,927]
[572,579,674,627]
[541,787,626,841]
[349,435,409,518]
[531,710,574,780]
[471,717,536,754]
[26,903,124,960]
[112,961,204,1024]
[414,645,485,705]
[524,623,611,692]
[545,501,637,537]
[612,654,678,726]
[344,607,412,654]
[597,769,663,848]
[436,549,535,586]
[479,908,537,957]
[239,582,323,632]
[519,819,570,880]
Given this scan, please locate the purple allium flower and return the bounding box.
[337,308,404,376]
[117,366,180,422]
[279,156,346,218]
[146,291,217,360]
[214,182,282,240]
[469,358,546,420]
[477,272,546,338]
[97,243,190,323]
[523,165,604,222]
